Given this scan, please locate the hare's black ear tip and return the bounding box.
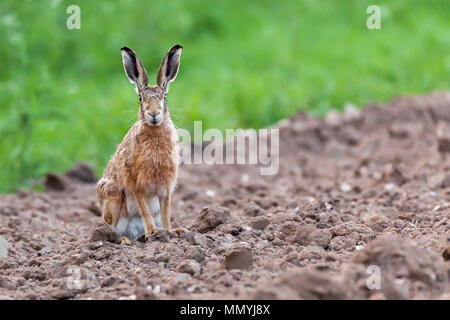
[172,44,183,51]
[121,46,133,54]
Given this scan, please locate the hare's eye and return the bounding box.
[138,95,142,102]
[164,94,167,101]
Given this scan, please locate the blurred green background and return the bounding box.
[1,0,449,193]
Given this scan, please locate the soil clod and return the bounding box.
[222,248,253,270]
[191,204,231,233]
[90,222,121,244]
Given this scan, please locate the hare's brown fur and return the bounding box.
[96,45,183,239]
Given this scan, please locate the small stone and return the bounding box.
[0,276,16,290]
[154,253,170,263]
[277,222,299,243]
[164,243,184,256]
[101,276,118,287]
[298,245,326,261]
[176,259,201,276]
[280,252,300,268]
[44,173,68,191]
[250,217,270,230]
[307,229,332,248]
[340,183,352,193]
[221,198,237,207]
[382,163,410,186]
[89,241,104,250]
[150,229,171,242]
[364,215,390,232]
[37,247,51,256]
[183,246,205,263]
[191,204,231,233]
[65,162,97,183]
[293,224,316,245]
[90,222,121,244]
[254,198,277,210]
[331,222,373,239]
[244,203,264,217]
[443,247,450,261]
[222,248,253,270]
[185,231,208,247]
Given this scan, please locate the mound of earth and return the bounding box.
[1,92,449,300]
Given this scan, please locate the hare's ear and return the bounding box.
[156,44,183,92]
[121,47,148,92]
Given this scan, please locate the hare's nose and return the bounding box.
[148,111,160,118]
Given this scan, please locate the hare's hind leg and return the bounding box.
[103,198,132,244]
[103,198,122,228]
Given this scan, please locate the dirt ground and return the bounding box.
[1,92,449,300]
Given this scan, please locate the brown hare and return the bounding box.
[96,45,183,241]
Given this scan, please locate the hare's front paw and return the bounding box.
[121,236,132,246]
[171,226,189,236]
[144,226,158,239]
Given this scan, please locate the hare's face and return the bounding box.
[139,87,166,126]
[121,45,182,126]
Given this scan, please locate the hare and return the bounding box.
[96,44,183,241]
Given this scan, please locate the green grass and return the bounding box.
[1,0,449,193]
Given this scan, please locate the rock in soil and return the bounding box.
[221,248,253,270]
[307,229,332,248]
[250,217,270,230]
[443,247,450,261]
[65,163,97,183]
[176,259,201,276]
[191,204,231,233]
[253,268,353,300]
[150,229,171,242]
[352,234,448,299]
[90,222,121,244]
[44,173,69,191]
[183,246,206,263]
